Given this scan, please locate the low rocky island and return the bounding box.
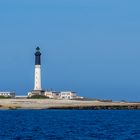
[0,99,140,110]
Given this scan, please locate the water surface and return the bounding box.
[0,110,140,140]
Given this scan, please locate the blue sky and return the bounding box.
[0,0,140,101]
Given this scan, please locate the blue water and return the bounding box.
[0,110,140,140]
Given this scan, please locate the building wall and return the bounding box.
[0,92,16,98]
[59,92,77,100]
[44,91,60,99]
[44,91,54,98]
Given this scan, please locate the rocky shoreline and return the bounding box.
[48,105,140,110]
[0,99,140,110]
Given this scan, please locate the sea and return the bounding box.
[0,110,140,140]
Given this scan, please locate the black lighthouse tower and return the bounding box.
[35,47,41,65]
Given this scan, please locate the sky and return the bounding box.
[0,0,140,101]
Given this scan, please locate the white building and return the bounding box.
[44,91,60,99]
[0,92,16,98]
[44,91,82,100]
[59,91,77,100]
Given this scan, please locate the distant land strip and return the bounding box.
[0,99,140,110]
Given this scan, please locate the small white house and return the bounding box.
[44,91,60,99]
[0,92,16,98]
[59,91,77,100]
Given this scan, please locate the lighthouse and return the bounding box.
[28,47,45,97]
[34,47,42,91]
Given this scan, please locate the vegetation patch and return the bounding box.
[0,96,12,99]
[27,95,49,99]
